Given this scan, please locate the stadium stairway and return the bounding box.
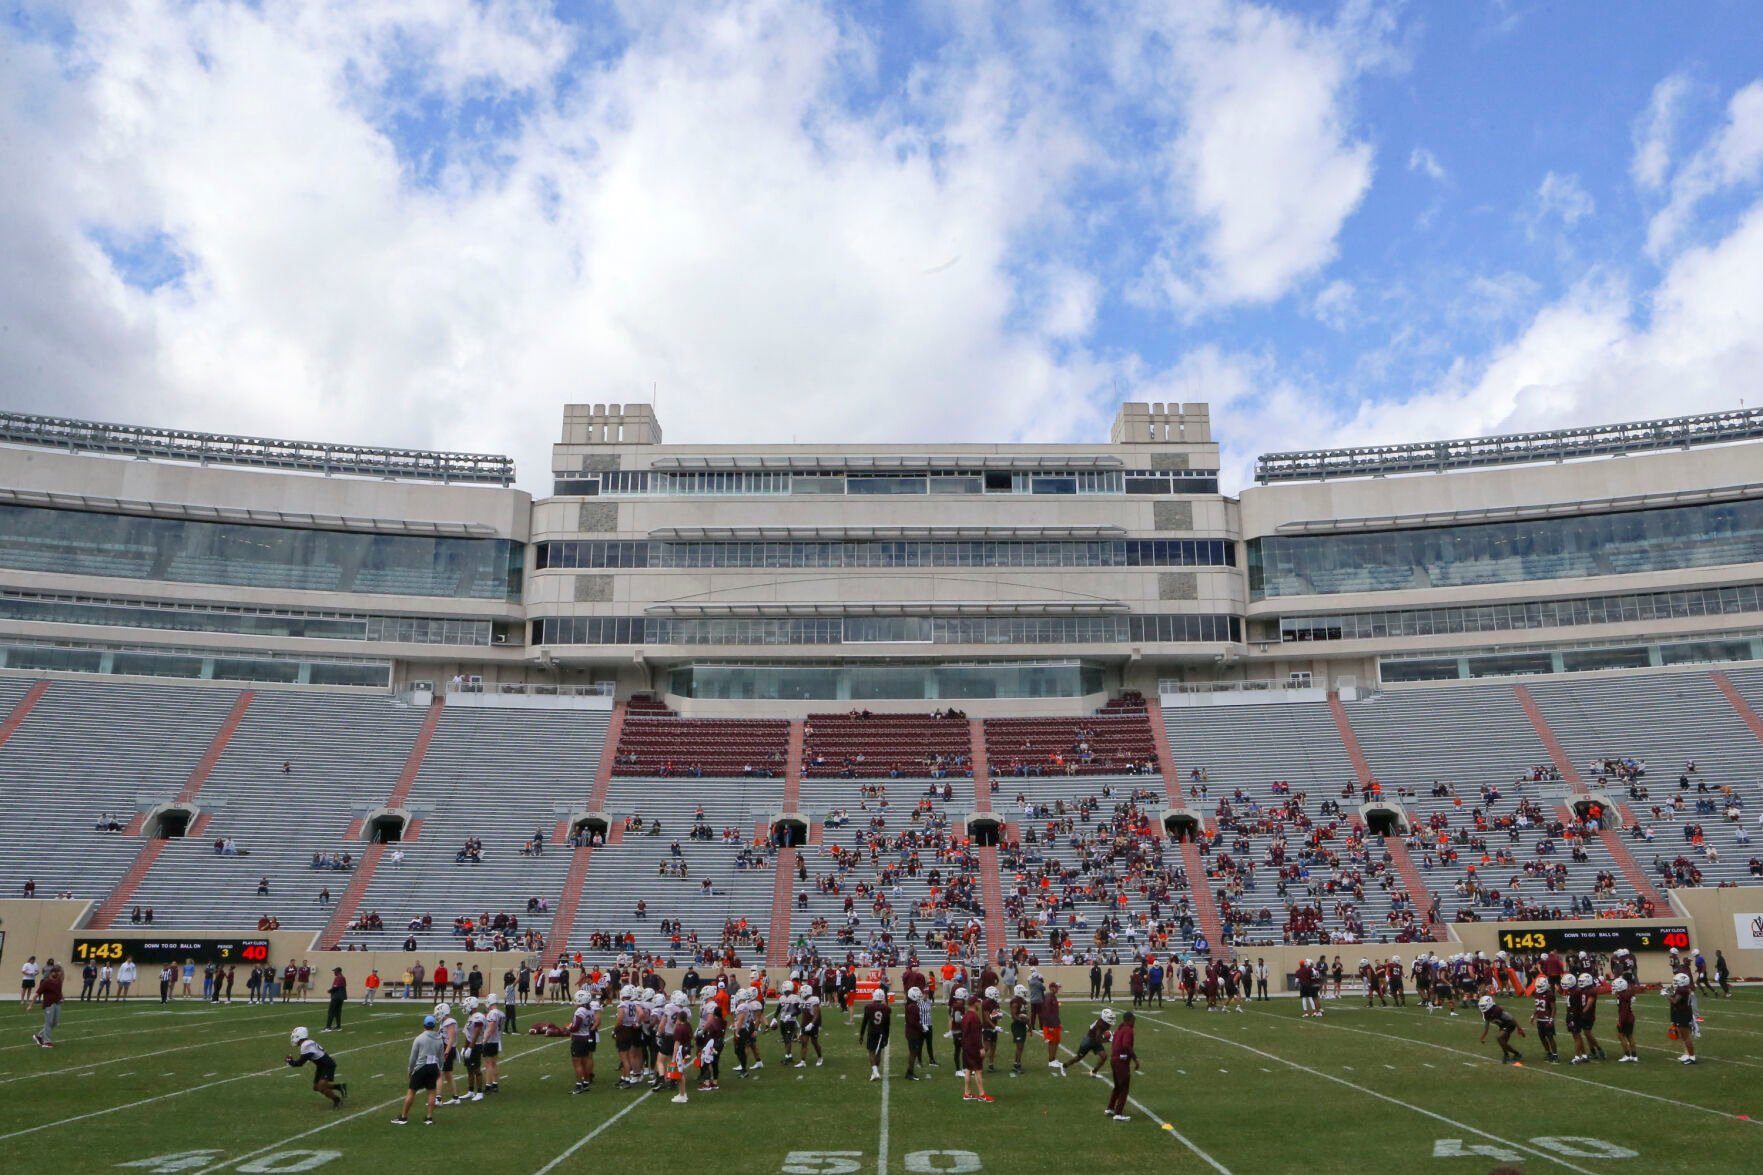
[328,701,611,952]
[765,719,805,965]
[1150,699,1226,953]
[316,698,446,947]
[90,690,256,929]
[547,699,626,957]
[123,690,431,934]
[1330,691,1445,941]
[971,720,1010,962]
[0,680,244,908]
[1514,684,1670,912]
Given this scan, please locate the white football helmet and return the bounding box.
[1612,978,1629,994]
[1359,958,1370,967]
[1577,974,1594,988]
[671,991,687,1006]
[462,997,479,1013]
[1533,978,1550,994]
[1013,985,1027,997]
[486,993,500,1006]
[289,1027,309,1046]
[954,987,969,1000]
[1558,975,1577,991]
[1675,973,1691,987]
[1100,1007,1116,1024]
[1478,995,1495,1012]
[984,986,999,1000]
[907,986,922,1001]
[434,1002,451,1019]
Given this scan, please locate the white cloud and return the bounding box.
[1128,2,1384,311]
[1646,80,1763,257]
[1530,170,1595,235]
[1310,279,1357,331]
[1631,73,1689,191]
[1299,195,1763,459]
[1408,146,1445,182]
[0,0,1124,486]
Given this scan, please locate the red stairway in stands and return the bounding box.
[1514,685,1670,914]
[766,720,806,965]
[319,697,448,948]
[92,690,256,930]
[1328,691,1446,941]
[547,700,627,957]
[969,719,1010,962]
[1147,698,1227,954]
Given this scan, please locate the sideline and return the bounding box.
[0,1004,293,1053]
[1136,1014,1603,1175]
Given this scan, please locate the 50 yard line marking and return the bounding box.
[531,1089,653,1175]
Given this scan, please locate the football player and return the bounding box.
[568,987,599,1094]
[285,1027,346,1108]
[1529,976,1559,1063]
[1477,995,1525,1064]
[1612,977,1639,1062]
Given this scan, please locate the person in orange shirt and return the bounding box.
[364,969,381,1007]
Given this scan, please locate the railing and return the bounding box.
[0,409,515,485]
[1255,405,1763,483]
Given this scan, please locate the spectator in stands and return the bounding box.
[23,879,36,898]
[317,887,331,907]
[257,876,271,895]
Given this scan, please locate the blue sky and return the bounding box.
[3,1,1762,490]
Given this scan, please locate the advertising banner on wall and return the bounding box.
[1734,913,1763,950]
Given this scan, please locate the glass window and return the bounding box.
[1031,477,1077,495]
[0,503,521,601]
[846,477,927,495]
[1250,495,1763,599]
[929,477,983,494]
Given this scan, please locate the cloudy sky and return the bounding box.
[3,1,1761,491]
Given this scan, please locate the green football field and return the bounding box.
[5,988,1761,1174]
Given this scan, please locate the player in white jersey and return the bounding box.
[569,989,599,1094]
[613,987,643,1088]
[461,997,487,1101]
[286,1027,346,1108]
[776,981,802,1067]
[733,987,765,1077]
[482,993,506,1092]
[434,1003,462,1105]
[800,993,824,1066]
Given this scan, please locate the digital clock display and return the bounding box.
[1496,925,1692,954]
[71,938,272,965]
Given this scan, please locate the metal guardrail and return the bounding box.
[0,409,515,486]
[1255,406,1763,484]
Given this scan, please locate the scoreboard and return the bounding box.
[71,937,272,966]
[1495,925,1691,954]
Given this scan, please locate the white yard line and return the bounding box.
[1137,1016,1603,1175]
[0,1005,291,1052]
[0,1036,405,1144]
[196,1038,564,1175]
[1247,1009,1763,1128]
[1058,1043,1232,1174]
[532,1090,654,1175]
[877,1039,890,1175]
[0,1026,292,1086]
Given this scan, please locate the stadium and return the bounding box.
[2,399,1761,1173]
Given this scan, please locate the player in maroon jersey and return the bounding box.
[1612,977,1639,1062]
[1386,956,1406,1007]
[1104,1011,1140,1121]
[902,986,928,1080]
[1358,958,1386,1007]
[1528,976,1559,1063]
[959,1000,991,1102]
[1477,995,1525,1064]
